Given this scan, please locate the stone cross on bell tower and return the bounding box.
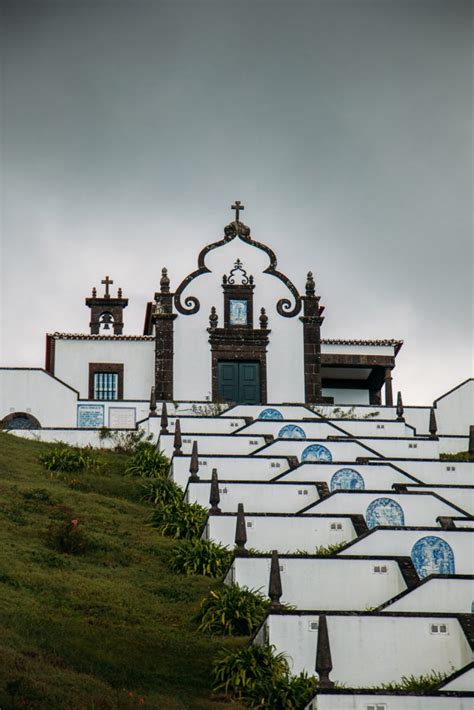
[85,276,128,335]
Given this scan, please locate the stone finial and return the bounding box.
[160,267,170,293]
[469,425,474,462]
[118,287,123,298]
[259,307,268,329]
[306,271,316,297]
[209,468,221,514]
[396,391,404,422]
[429,407,438,438]
[234,503,247,554]
[315,614,334,689]
[160,401,169,435]
[268,550,283,609]
[189,440,200,481]
[92,287,97,298]
[209,306,218,330]
[149,386,158,417]
[173,418,183,455]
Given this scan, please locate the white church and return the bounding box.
[1,204,474,708]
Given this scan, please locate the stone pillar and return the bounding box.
[300,272,325,404]
[152,268,177,401]
[384,368,394,406]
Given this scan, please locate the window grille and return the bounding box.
[93,372,118,400]
[308,621,319,631]
[366,705,386,710]
[330,522,343,530]
[430,623,448,634]
[373,565,388,574]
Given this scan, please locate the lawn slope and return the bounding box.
[0,433,244,710]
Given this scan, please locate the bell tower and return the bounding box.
[85,275,128,335]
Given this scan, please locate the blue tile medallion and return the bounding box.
[301,443,332,462]
[411,536,455,578]
[366,497,405,529]
[278,424,306,439]
[330,468,365,492]
[258,408,284,420]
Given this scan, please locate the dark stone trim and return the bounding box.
[85,295,129,335]
[45,334,56,375]
[173,218,302,318]
[88,363,124,400]
[208,328,270,404]
[321,354,395,367]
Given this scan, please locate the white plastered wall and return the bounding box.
[0,368,77,427]
[434,380,474,436]
[53,339,154,399]
[172,236,305,402]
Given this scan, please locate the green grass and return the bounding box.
[0,433,245,709]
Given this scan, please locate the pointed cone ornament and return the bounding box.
[268,550,283,609]
[209,468,221,514]
[160,401,169,435]
[316,614,334,689]
[173,419,182,455]
[234,503,247,554]
[396,391,404,421]
[429,407,438,438]
[189,440,200,481]
[469,425,474,462]
[149,386,157,417]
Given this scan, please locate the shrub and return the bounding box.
[150,500,207,539]
[125,443,169,478]
[40,444,101,473]
[374,670,448,691]
[195,584,268,635]
[169,538,232,577]
[212,644,289,698]
[244,671,317,709]
[141,477,183,507]
[111,428,153,454]
[440,451,470,462]
[314,541,347,556]
[45,516,88,555]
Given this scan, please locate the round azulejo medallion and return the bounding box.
[411,536,455,578]
[330,468,365,492]
[301,444,332,462]
[366,497,405,529]
[278,424,306,439]
[258,408,284,420]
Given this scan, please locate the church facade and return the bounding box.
[42,203,402,413]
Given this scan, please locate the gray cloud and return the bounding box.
[1,0,472,404]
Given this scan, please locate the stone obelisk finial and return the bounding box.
[149,386,157,417]
[209,468,221,514]
[315,614,334,689]
[160,401,169,435]
[429,407,438,439]
[173,419,182,455]
[189,440,200,481]
[234,503,247,555]
[268,550,283,609]
[396,391,405,422]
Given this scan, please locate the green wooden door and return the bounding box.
[217,361,260,404]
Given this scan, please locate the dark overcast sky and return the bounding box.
[1,0,472,404]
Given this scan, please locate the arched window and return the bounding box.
[0,412,41,430]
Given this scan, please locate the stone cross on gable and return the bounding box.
[101,275,113,297]
[231,201,244,221]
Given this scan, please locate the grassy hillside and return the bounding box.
[0,433,245,710]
